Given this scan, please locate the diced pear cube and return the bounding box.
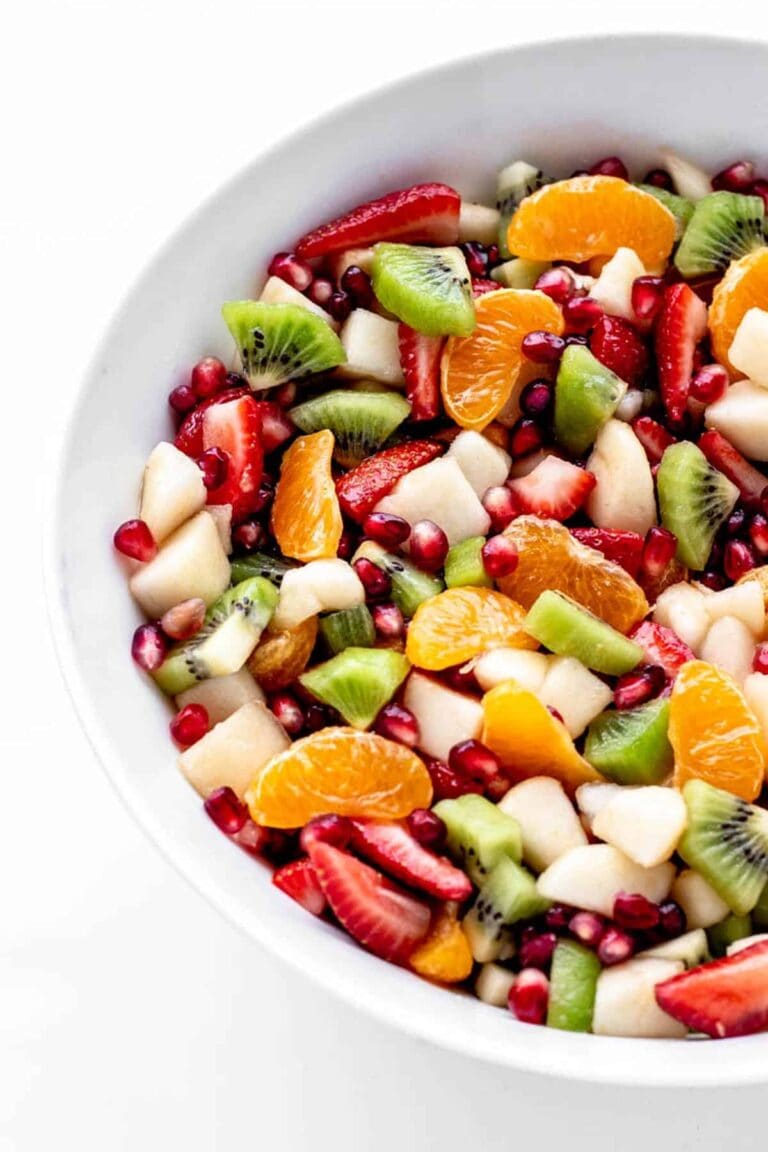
[659,150,712,201]
[705,378,768,461]
[178,700,289,799]
[403,672,483,762]
[538,656,613,738]
[458,202,501,245]
[654,582,710,653]
[447,430,511,498]
[375,457,491,546]
[473,648,550,694]
[671,868,730,929]
[589,247,646,323]
[499,777,587,872]
[207,504,233,554]
[592,786,688,867]
[728,307,768,388]
[586,420,657,536]
[475,963,516,1007]
[593,958,687,1038]
[129,511,230,618]
[176,668,265,725]
[139,442,206,543]
[335,309,405,386]
[575,781,626,832]
[259,275,339,330]
[537,844,675,917]
[272,559,365,630]
[699,615,755,685]
[702,580,765,637]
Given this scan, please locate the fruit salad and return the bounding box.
[115,150,768,1041]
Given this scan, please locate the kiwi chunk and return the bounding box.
[753,881,768,929]
[319,604,375,654]
[463,857,550,960]
[222,301,345,389]
[554,345,628,455]
[547,940,601,1032]
[657,442,739,570]
[637,185,694,240]
[524,590,643,676]
[354,540,444,617]
[674,191,766,277]
[434,794,522,886]
[153,577,278,695]
[371,243,475,337]
[290,389,410,469]
[496,160,550,258]
[490,258,550,289]
[707,913,753,958]
[678,779,768,916]
[444,537,492,589]
[584,698,673,785]
[230,552,298,587]
[298,647,409,729]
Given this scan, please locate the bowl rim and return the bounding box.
[47,31,768,1086]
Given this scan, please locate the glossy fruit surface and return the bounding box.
[709,248,768,374]
[271,430,342,561]
[248,616,319,692]
[405,587,536,670]
[409,908,474,983]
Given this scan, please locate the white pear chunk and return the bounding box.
[273,559,365,630]
[637,929,709,968]
[699,615,755,685]
[539,656,614,739]
[447,430,511,498]
[129,511,230,618]
[659,150,712,201]
[728,933,768,956]
[176,668,265,725]
[178,700,289,799]
[575,781,626,832]
[537,844,675,917]
[462,910,506,963]
[671,868,730,929]
[139,442,206,544]
[654,582,710,653]
[473,648,550,694]
[743,672,768,745]
[375,457,491,546]
[728,307,768,388]
[475,963,516,1007]
[705,378,768,461]
[589,247,646,323]
[499,777,587,872]
[592,786,688,867]
[458,202,501,245]
[259,275,338,330]
[615,389,644,423]
[335,309,405,387]
[328,247,375,280]
[586,420,657,535]
[593,958,688,1038]
[207,504,233,555]
[403,672,483,762]
[491,258,550,290]
[703,580,765,637]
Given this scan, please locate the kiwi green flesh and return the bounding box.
[354,540,444,617]
[547,940,600,1033]
[524,590,643,676]
[222,300,345,389]
[753,881,768,929]
[490,258,550,289]
[372,243,475,337]
[674,191,766,277]
[707,913,753,958]
[298,647,409,730]
[230,552,299,587]
[496,161,550,258]
[289,389,410,468]
[584,698,673,784]
[554,344,628,455]
[657,442,739,570]
[319,604,375,654]
[678,779,768,916]
[637,185,694,240]
[444,537,492,589]
[463,857,549,951]
[433,794,522,886]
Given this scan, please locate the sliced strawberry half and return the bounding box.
[655,283,708,424]
[251,399,295,455]
[336,439,444,523]
[590,314,649,386]
[272,857,327,916]
[308,841,431,964]
[698,429,768,508]
[350,820,472,901]
[629,619,694,678]
[202,394,264,522]
[570,527,644,578]
[508,456,596,521]
[631,416,677,465]
[398,325,443,422]
[174,385,250,457]
[655,940,768,1038]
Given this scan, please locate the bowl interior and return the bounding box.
[51,34,768,1085]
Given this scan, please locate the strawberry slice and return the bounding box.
[350,820,472,901]
[655,940,768,1038]
[336,439,444,523]
[308,841,431,964]
[570,527,644,578]
[698,429,768,508]
[174,385,250,457]
[296,183,461,260]
[398,325,443,422]
[272,857,327,916]
[629,619,694,678]
[631,416,677,465]
[202,394,264,522]
[471,278,501,297]
[590,314,649,386]
[655,283,708,424]
[508,456,596,521]
[251,399,294,455]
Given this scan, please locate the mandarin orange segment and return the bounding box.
[440,289,563,430]
[506,177,677,272]
[409,908,473,984]
[497,517,648,633]
[247,615,318,692]
[481,681,601,792]
[405,586,538,671]
[271,430,342,561]
[246,727,433,828]
[709,248,768,375]
[669,660,766,802]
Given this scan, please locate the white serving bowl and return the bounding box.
[49,34,768,1085]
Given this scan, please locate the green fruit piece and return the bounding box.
[753,881,768,929]
[490,257,550,289]
[230,552,298,587]
[707,913,753,958]
[153,577,278,695]
[678,779,768,916]
[547,940,601,1033]
[434,793,522,886]
[674,191,766,277]
[463,857,550,960]
[637,185,694,240]
[554,345,628,454]
[371,243,475,337]
[319,604,375,654]
[298,647,409,730]
[638,928,710,968]
[354,540,444,617]
[444,536,492,589]
[584,698,673,784]
[524,590,643,676]
[657,441,739,570]
[222,301,345,389]
[289,389,411,469]
[496,160,551,258]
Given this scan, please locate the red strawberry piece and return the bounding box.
[251,399,294,454]
[308,841,431,964]
[174,385,251,457]
[471,278,501,297]
[698,429,768,508]
[590,315,649,386]
[631,416,677,465]
[655,283,708,424]
[655,940,768,1038]
[272,857,327,916]
[570,527,644,578]
[336,439,444,523]
[398,325,443,422]
[349,820,472,901]
[508,456,596,521]
[296,183,461,260]
[629,619,694,678]
[202,394,264,523]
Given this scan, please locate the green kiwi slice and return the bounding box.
[319,605,375,654]
[547,940,601,1032]
[496,160,551,258]
[353,541,444,617]
[444,537,492,589]
[462,857,550,960]
[674,191,766,277]
[554,344,628,455]
[524,590,643,676]
[371,243,475,337]
[584,698,673,785]
[222,301,345,389]
[230,552,298,587]
[707,913,753,958]
[289,389,410,468]
[434,794,522,886]
[298,647,409,729]
[637,185,694,240]
[657,441,739,570]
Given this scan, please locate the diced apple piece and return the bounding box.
[575,781,625,832]
[703,581,765,636]
[272,559,365,630]
[475,962,516,1006]
[699,615,755,685]
[178,700,289,799]
[659,150,712,201]
[592,786,688,867]
[705,378,768,461]
[335,309,405,386]
[743,672,768,746]
[375,457,491,546]
[728,307,768,388]
[593,958,688,1038]
[473,648,550,694]
[499,777,587,872]
[328,247,375,280]
[537,844,675,917]
[585,420,657,536]
[728,933,768,956]
[637,929,709,967]
[589,247,646,322]
[403,671,483,762]
[539,656,613,739]
[671,868,730,929]
[447,430,511,498]
[129,511,230,618]
[654,582,710,653]
[139,442,206,544]
[176,668,265,725]
[207,504,233,554]
[458,202,501,245]
[259,275,339,330]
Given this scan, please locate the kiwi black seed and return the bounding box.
[496,160,551,257]
[289,389,411,468]
[221,300,346,389]
[371,244,476,337]
[656,441,739,570]
[674,191,766,277]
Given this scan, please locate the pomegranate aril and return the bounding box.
[632,415,676,464]
[749,513,768,556]
[485,775,511,802]
[232,521,264,552]
[190,356,228,399]
[271,382,297,408]
[534,266,575,303]
[545,904,573,933]
[169,382,198,414]
[712,160,755,192]
[589,155,629,180]
[197,446,229,490]
[752,179,768,212]
[409,520,449,571]
[299,813,353,853]
[114,519,157,563]
[521,330,566,364]
[231,819,270,857]
[597,927,635,966]
[562,296,603,333]
[306,277,334,307]
[305,703,332,732]
[340,264,374,307]
[268,251,313,292]
[131,623,167,672]
[407,808,447,851]
[519,931,557,970]
[448,739,501,784]
[374,702,419,747]
[658,900,687,939]
[724,538,756,582]
[643,167,674,191]
[170,703,210,747]
[459,242,489,278]
[508,969,549,1025]
[353,556,391,599]
[371,602,405,641]
[327,291,352,323]
[698,570,726,592]
[689,363,728,405]
[509,417,544,459]
[482,534,519,578]
[613,892,660,931]
[442,663,481,694]
[519,379,554,418]
[160,597,206,641]
[640,526,677,581]
[568,911,605,949]
[614,664,666,710]
[486,243,500,266]
[631,275,664,321]
[482,486,519,532]
[269,692,305,736]
[204,786,248,835]
[249,480,275,515]
[753,642,768,675]
[425,757,483,801]
[726,508,746,536]
[336,528,356,561]
[363,511,411,548]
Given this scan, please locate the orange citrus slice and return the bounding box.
[506,176,677,272]
[669,660,766,802]
[247,615,318,692]
[405,586,538,671]
[271,430,342,561]
[409,907,473,984]
[440,289,563,430]
[709,248,768,376]
[246,727,433,828]
[498,517,648,633]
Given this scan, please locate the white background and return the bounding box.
[3,2,768,1148]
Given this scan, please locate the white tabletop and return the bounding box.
[4,1,767,1147]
